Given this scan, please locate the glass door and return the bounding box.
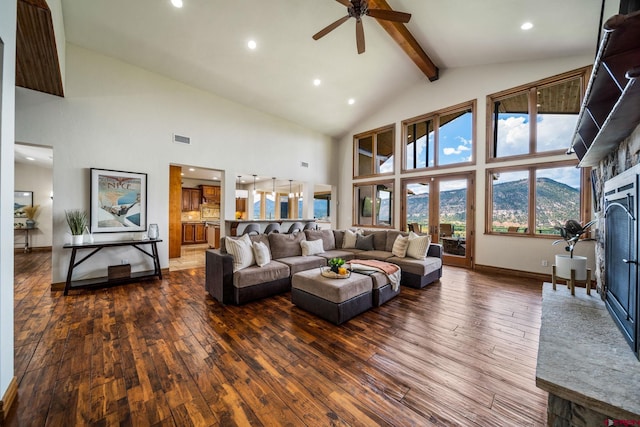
[402,174,474,268]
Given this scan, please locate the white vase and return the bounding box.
[555,254,587,281]
[72,234,84,245]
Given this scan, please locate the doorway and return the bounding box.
[402,173,474,268]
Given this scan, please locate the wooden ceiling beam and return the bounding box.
[16,0,64,97]
[369,0,439,81]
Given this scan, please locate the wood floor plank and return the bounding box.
[7,250,549,426]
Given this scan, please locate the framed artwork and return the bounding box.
[14,191,33,218]
[90,168,147,233]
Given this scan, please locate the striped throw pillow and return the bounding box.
[406,231,430,260]
[226,234,255,272]
[391,234,409,258]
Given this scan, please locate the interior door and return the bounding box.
[402,173,474,268]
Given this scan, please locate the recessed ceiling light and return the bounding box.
[181,172,184,176]
[213,177,219,180]
[171,0,183,8]
[521,22,533,30]
[26,156,35,161]
[247,40,257,50]
[348,98,355,105]
[189,168,195,172]
[313,79,321,86]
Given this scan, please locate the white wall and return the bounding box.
[16,44,335,284]
[15,162,53,248]
[0,0,16,406]
[336,54,597,275]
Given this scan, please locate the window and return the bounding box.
[314,192,330,221]
[487,162,589,236]
[488,68,588,160]
[354,125,394,177]
[403,101,475,171]
[354,181,393,227]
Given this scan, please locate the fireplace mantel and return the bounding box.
[536,283,640,424]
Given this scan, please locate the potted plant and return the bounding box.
[552,219,596,281]
[328,257,345,274]
[23,204,39,228]
[65,209,88,245]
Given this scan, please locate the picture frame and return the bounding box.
[14,191,33,218]
[90,168,147,233]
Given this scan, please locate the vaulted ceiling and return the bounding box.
[18,0,618,138]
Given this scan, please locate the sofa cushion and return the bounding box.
[406,232,430,259]
[301,239,325,256]
[305,229,336,251]
[386,255,442,276]
[333,230,345,249]
[316,250,358,262]
[386,230,408,252]
[355,234,375,250]
[252,241,271,267]
[355,250,394,261]
[363,230,387,251]
[292,269,373,304]
[225,234,255,272]
[392,234,409,258]
[276,255,327,275]
[269,232,305,259]
[233,261,290,288]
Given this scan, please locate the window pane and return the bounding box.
[439,109,473,166]
[357,136,373,176]
[265,193,276,219]
[377,129,394,173]
[440,179,467,239]
[492,170,529,232]
[376,184,393,226]
[280,195,289,219]
[314,193,330,221]
[536,166,581,234]
[357,186,373,226]
[494,92,529,157]
[405,120,433,169]
[536,77,581,153]
[406,182,429,233]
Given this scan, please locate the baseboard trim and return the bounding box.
[474,264,551,282]
[14,246,52,254]
[0,376,18,424]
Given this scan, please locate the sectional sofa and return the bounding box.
[205,228,443,305]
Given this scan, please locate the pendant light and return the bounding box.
[252,174,257,198]
[289,180,293,198]
[271,177,276,198]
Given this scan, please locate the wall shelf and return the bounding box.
[572,11,640,167]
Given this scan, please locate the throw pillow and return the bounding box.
[342,229,362,249]
[252,241,271,267]
[355,233,375,250]
[301,239,325,256]
[225,234,255,272]
[406,231,431,259]
[391,234,409,258]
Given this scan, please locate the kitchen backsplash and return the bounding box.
[181,210,201,222]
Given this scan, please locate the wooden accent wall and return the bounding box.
[168,166,182,259]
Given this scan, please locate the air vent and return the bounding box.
[173,134,191,145]
[300,161,309,168]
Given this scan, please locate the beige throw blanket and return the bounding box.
[348,259,401,291]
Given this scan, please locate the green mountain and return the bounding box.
[406,177,580,229]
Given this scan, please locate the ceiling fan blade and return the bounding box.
[335,0,352,7]
[355,18,365,54]
[313,15,350,40]
[367,8,411,23]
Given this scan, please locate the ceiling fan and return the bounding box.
[313,0,411,54]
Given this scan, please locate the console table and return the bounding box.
[62,239,162,296]
[14,226,37,253]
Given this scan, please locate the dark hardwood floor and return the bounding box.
[8,250,547,426]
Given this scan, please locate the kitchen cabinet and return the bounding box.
[201,185,221,203]
[182,223,207,244]
[182,188,202,212]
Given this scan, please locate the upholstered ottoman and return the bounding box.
[291,269,373,325]
[354,271,401,307]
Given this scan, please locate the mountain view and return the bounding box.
[405,177,580,233]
